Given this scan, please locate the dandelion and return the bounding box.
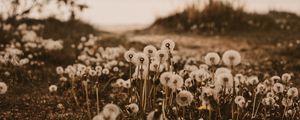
[124,50,135,62]
[282,98,293,107]
[89,70,97,76]
[266,92,275,98]
[102,103,120,120]
[155,50,169,62]
[199,64,209,70]
[56,66,64,75]
[215,73,233,88]
[222,50,241,67]
[281,73,291,83]
[176,90,194,106]
[160,72,173,86]
[133,52,149,65]
[149,60,163,72]
[95,66,102,72]
[287,87,298,98]
[143,45,157,57]
[122,80,131,89]
[0,82,8,94]
[271,76,281,83]
[161,39,175,51]
[273,83,284,94]
[204,52,220,66]
[215,67,231,77]
[235,96,246,108]
[184,78,193,87]
[59,77,68,82]
[49,85,58,93]
[262,97,275,106]
[247,76,259,86]
[195,69,210,83]
[234,74,246,85]
[102,68,110,75]
[256,83,266,94]
[168,74,184,90]
[116,79,125,87]
[126,103,139,113]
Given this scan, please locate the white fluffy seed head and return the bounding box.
[204,52,220,66]
[0,82,8,94]
[102,103,120,119]
[176,90,194,106]
[168,74,184,90]
[273,83,284,94]
[287,87,298,98]
[143,45,157,57]
[124,50,135,62]
[49,85,58,93]
[222,50,241,67]
[161,39,175,51]
[160,72,173,86]
[126,103,139,113]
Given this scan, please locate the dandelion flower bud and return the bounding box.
[102,103,120,119]
[124,50,135,62]
[204,52,220,66]
[56,66,64,75]
[161,39,175,51]
[160,72,173,86]
[0,82,8,94]
[273,83,284,94]
[222,50,241,67]
[143,45,157,57]
[126,103,139,113]
[287,87,298,98]
[176,90,194,106]
[234,96,246,108]
[168,74,184,90]
[49,85,58,93]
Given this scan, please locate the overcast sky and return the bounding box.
[78,0,300,26]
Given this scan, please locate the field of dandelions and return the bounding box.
[1,22,300,120]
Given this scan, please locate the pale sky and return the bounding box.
[78,0,300,26]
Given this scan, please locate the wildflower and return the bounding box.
[262,97,275,106]
[161,39,175,51]
[270,76,281,83]
[160,72,173,86]
[215,73,233,88]
[263,79,275,87]
[235,96,246,108]
[204,52,220,66]
[215,67,231,77]
[56,66,64,75]
[0,82,8,94]
[247,76,259,86]
[201,87,216,100]
[281,73,291,83]
[95,66,102,72]
[168,74,184,90]
[149,60,163,72]
[287,87,298,98]
[273,83,284,94]
[195,69,210,83]
[147,109,163,120]
[234,74,245,85]
[256,83,266,94]
[155,50,169,62]
[266,92,275,98]
[222,50,241,67]
[133,52,149,65]
[122,80,131,88]
[199,64,209,70]
[143,45,157,57]
[126,103,139,113]
[49,85,58,93]
[124,50,135,62]
[102,68,110,75]
[184,78,193,87]
[102,104,120,120]
[282,98,293,107]
[89,70,97,76]
[176,90,194,106]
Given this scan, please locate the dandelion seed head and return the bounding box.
[204,52,220,66]
[282,73,291,83]
[126,103,139,113]
[161,39,175,51]
[287,87,298,98]
[147,109,163,120]
[102,103,120,119]
[168,74,184,90]
[176,90,194,106]
[155,50,169,62]
[49,85,57,93]
[199,64,209,71]
[143,45,157,57]
[273,83,284,94]
[56,66,64,75]
[184,78,193,87]
[215,73,233,88]
[160,72,173,86]
[234,96,246,108]
[124,50,135,62]
[282,98,293,107]
[262,97,275,106]
[133,52,149,65]
[247,76,259,86]
[222,50,241,67]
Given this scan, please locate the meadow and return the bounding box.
[1,1,300,120]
